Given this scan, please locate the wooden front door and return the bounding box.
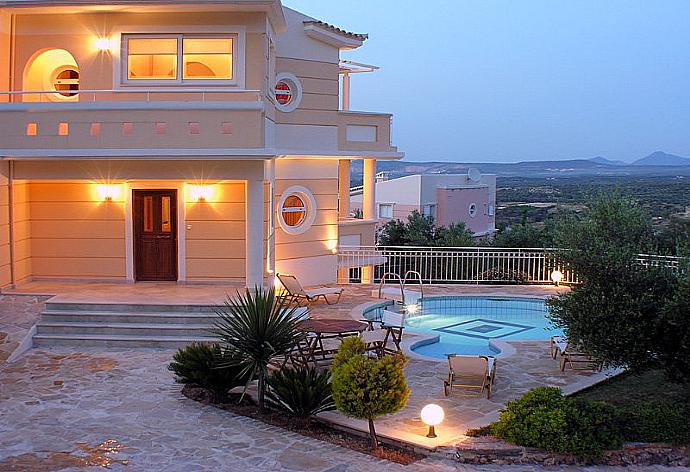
[133,190,177,281]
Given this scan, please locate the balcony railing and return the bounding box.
[337,245,688,285]
[0,89,262,103]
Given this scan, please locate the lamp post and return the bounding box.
[421,404,444,438]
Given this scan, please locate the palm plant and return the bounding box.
[266,366,335,427]
[213,287,306,410]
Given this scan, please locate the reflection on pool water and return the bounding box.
[370,296,561,359]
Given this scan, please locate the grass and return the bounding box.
[574,369,690,406]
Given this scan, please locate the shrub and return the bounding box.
[615,401,690,444]
[168,343,246,403]
[331,337,410,450]
[480,268,529,284]
[213,287,306,410]
[265,366,335,427]
[492,387,622,457]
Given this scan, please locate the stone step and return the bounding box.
[36,322,216,337]
[33,333,219,349]
[44,302,221,314]
[40,310,221,324]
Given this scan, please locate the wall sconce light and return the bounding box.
[326,239,338,254]
[551,270,564,286]
[94,37,111,52]
[96,184,121,201]
[188,184,213,202]
[421,404,444,438]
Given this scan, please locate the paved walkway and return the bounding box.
[0,347,682,472]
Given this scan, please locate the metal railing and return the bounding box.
[0,88,262,103]
[338,246,576,285]
[338,245,688,285]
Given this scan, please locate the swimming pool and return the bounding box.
[367,296,562,359]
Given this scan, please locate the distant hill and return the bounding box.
[633,151,690,166]
[350,152,690,183]
[589,156,625,166]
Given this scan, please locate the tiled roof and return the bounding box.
[303,20,368,41]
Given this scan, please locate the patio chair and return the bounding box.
[550,335,567,359]
[551,336,602,372]
[363,310,405,353]
[443,354,496,399]
[277,273,343,306]
[360,328,388,358]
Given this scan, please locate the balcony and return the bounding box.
[337,111,396,154]
[0,89,268,159]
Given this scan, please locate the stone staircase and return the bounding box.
[33,301,221,348]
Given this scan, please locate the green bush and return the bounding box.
[265,366,336,426]
[331,337,410,450]
[492,387,622,457]
[615,401,690,444]
[168,343,247,403]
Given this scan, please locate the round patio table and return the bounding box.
[296,319,366,366]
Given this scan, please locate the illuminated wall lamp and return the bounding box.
[96,184,121,201]
[421,404,444,438]
[189,184,213,202]
[326,239,338,254]
[94,37,111,52]
[551,269,564,287]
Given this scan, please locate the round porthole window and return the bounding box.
[52,67,79,97]
[469,203,478,218]
[277,186,317,235]
[274,72,302,112]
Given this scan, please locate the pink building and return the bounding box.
[351,171,496,237]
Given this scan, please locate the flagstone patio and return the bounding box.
[0,282,629,470]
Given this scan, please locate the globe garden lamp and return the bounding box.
[421,404,444,438]
[550,270,564,287]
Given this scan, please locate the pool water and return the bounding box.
[402,296,562,359]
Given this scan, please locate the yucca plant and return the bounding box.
[266,366,335,427]
[168,343,247,403]
[213,286,306,410]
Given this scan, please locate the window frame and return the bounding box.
[119,31,242,87]
[276,186,317,235]
[378,203,394,219]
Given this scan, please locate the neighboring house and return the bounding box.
[0,0,401,288]
[351,171,497,237]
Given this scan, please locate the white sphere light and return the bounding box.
[551,270,564,284]
[421,404,444,426]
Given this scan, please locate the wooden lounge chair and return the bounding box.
[277,273,343,306]
[552,336,602,372]
[444,354,496,399]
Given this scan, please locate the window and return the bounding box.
[281,195,306,227]
[422,204,436,219]
[277,186,317,235]
[123,34,235,84]
[378,203,393,218]
[274,73,302,112]
[53,68,79,97]
[469,203,478,218]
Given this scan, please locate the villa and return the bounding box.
[0,0,401,289]
[350,170,497,237]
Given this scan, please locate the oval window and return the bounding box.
[53,68,79,97]
[469,203,478,218]
[275,81,292,106]
[281,194,306,227]
[277,186,317,235]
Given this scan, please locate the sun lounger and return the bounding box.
[277,273,343,305]
[443,354,496,398]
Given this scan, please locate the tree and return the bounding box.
[435,222,474,247]
[213,287,306,410]
[331,337,410,450]
[547,191,689,381]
